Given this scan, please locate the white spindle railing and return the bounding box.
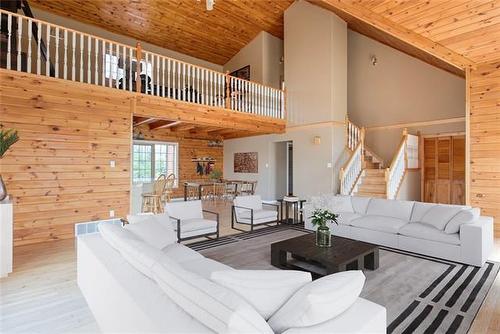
[385,135,407,199]
[0,9,285,119]
[340,142,363,195]
[0,10,135,87]
[346,119,362,150]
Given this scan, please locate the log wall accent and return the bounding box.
[134,124,223,199]
[0,70,133,246]
[469,61,500,236]
[0,70,228,245]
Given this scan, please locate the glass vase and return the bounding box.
[316,225,331,247]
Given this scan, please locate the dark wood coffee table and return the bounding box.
[271,234,379,277]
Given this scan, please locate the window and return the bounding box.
[133,141,178,185]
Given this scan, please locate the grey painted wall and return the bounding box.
[224,1,348,201]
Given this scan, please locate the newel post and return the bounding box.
[225,71,230,109]
[135,42,142,94]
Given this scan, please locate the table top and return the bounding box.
[271,233,378,265]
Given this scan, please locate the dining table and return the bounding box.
[183,180,249,201]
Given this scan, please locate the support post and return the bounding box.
[225,71,230,109]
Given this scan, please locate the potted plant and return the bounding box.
[209,169,223,182]
[0,129,19,201]
[310,208,339,247]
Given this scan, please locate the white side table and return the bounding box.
[0,197,13,278]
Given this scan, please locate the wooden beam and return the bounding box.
[311,0,476,71]
[135,95,286,134]
[171,123,197,132]
[133,117,157,127]
[149,120,182,130]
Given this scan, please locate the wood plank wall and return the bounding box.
[135,124,223,198]
[0,70,133,246]
[469,61,500,237]
[0,70,225,245]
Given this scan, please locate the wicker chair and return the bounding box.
[162,173,176,203]
[141,174,167,214]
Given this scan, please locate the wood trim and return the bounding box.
[422,132,466,138]
[465,67,471,206]
[365,117,466,131]
[311,0,475,70]
[286,120,345,131]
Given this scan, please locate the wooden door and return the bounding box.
[422,135,465,205]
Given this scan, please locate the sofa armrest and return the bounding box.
[460,216,494,266]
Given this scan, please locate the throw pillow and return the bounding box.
[267,270,365,333]
[444,208,480,234]
[420,205,465,230]
[127,212,173,230]
[124,216,177,249]
[210,270,312,320]
[329,195,354,213]
[152,257,273,334]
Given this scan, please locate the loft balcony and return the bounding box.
[0,9,286,138]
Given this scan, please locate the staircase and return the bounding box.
[340,118,418,200]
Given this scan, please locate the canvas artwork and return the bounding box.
[234,152,258,173]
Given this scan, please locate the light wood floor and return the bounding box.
[1,200,499,333]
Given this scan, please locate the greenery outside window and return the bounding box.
[132,141,178,185]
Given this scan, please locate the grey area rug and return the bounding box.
[187,225,500,334]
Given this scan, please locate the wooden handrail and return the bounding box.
[341,140,362,175]
[388,134,407,172]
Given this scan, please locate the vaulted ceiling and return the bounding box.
[30,0,499,75]
[312,0,500,76]
[29,0,294,65]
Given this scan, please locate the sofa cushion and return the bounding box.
[98,223,164,279]
[444,208,480,234]
[351,196,372,214]
[234,195,264,211]
[337,212,362,226]
[399,223,460,245]
[161,243,204,263]
[125,217,177,249]
[171,218,217,233]
[211,270,312,320]
[366,198,414,221]
[420,205,466,231]
[165,200,204,220]
[308,195,353,213]
[329,195,354,213]
[409,202,436,223]
[268,271,365,334]
[181,258,233,278]
[127,212,174,230]
[350,215,408,234]
[152,257,273,334]
[239,209,278,220]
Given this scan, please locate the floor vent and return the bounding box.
[74,219,122,237]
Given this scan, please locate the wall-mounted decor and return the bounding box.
[230,65,250,81]
[234,152,258,173]
[192,157,216,176]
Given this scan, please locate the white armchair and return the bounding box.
[232,195,279,232]
[164,200,219,242]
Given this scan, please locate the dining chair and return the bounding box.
[141,174,167,214]
[162,173,176,203]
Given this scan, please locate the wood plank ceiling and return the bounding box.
[28,0,294,65]
[312,0,500,77]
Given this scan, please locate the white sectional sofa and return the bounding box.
[304,195,494,267]
[78,217,386,333]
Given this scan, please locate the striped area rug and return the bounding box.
[187,225,499,334]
